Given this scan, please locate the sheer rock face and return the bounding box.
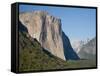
[19,11,79,60]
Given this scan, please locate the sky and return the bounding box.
[19,4,96,42]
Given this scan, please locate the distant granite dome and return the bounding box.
[19,11,79,60]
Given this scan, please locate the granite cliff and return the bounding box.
[19,11,79,60]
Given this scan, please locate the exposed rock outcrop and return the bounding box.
[19,11,79,60]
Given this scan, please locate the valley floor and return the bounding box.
[62,59,96,69]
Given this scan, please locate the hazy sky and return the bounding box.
[19,4,96,41]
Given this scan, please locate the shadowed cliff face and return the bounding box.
[19,11,79,60]
[62,32,79,60]
[19,21,28,33]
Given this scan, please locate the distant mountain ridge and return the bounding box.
[71,38,96,60]
[71,39,90,53]
[19,11,79,60]
[78,37,96,59]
